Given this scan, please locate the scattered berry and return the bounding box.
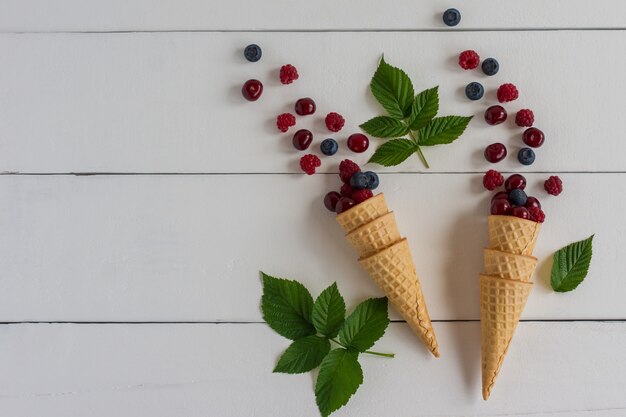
[276,113,296,132]
[544,176,563,196]
[523,127,545,148]
[518,148,536,166]
[484,105,507,125]
[292,129,313,151]
[528,207,546,223]
[508,189,528,207]
[364,171,379,190]
[484,143,507,163]
[459,50,480,70]
[481,58,499,76]
[339,159,361,184]
[241,79,263,101]
[299,154,321,175]
[515,109,534,127]
[279,64,299,85]
[350,172,369,190]
[335,197,356,214]
[510,206,530,219]
[324,191,341,212]
[483,170,504,191]
[243,44,262,62]
[497,83,519,103]
[525,196,541,209]
[347,133,369,153]
[492,191,509,203]
[442,8,461,26]
[505,174,527,192]
[295,97,316,116]
[491,199,511,215]
[340,183,354,197]
[465,82,484,100]
[325,112,345,132]
[352,189,374,204]
[320,138,338,156]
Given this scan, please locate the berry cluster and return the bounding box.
[485,173,546,222]
[324,160,379,214]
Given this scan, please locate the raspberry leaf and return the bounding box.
[338,297,389,352]
[551,235,594,292]
[370,56,414,120]
[368,139,417,167]
[261,272,316,340]
[408,86,439,130]
[315,348,363,417]
[274,335,331,374]
[360,116,408,138]
[418,115,473,146]
[312,282,346,338]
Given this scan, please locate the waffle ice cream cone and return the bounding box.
[345,212,401,259]
[336,193,388,233]
[488,215,541,256]
[483,249,537,283]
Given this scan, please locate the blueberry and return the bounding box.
[465,82,484,100]
[508,189,528,207]
[442,8,461,26]
[482,58,499,76]
[350,172,369,190]
[243,44,262,62]
[518,147,536,165]
[320,138,338,156]
[364,171,379,190]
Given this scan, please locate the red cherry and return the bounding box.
[484,105,507,125]
[491,198,511,215]
[347,133,369,153]
[324,191,341,212]
[484,143,507,163]
[292,129,313,151]
[504,174,527,192]
[510,206,530,219]
[241,79,263,101]
[525,196,541,209]
[335,197,356,214]
[294,97,316,116]
[491,191,509,203]
[523,127,545,148]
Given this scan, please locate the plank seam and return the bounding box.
[1,172,625,176]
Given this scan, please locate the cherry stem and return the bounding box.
[330,338,395,358]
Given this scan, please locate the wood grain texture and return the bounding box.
[0,31,624,173]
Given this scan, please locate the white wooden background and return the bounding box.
[1,1,625,416]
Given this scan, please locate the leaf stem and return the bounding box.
[408,130,430,169]
[330,339,395,358]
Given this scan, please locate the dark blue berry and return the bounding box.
[320,138,338,156]
[508,189,528,207]
[364,171,379,190]
[350,172,369,190]
[243,44,262,62]
[482,58,499,76]
[442,8,461,26]
[465,82,484,100]
[518,148,536,165]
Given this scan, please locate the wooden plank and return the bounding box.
[0,174,616,321]
[0,322,624,416]
[1,0,624,32]
[0,31,625,173]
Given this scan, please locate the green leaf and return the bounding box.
[418,116,473,146]
[261,272,316,340]
[274,335,331,374]
[338,297,389,352]
[368,139,417,167]
[408,86,439,130]
[370,56,415,119]
[315,349,363,417]
[551,235,594,292]
[312,283,346,338]
[360,116,409,138]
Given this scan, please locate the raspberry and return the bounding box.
[339,159,361,184]
[352,189,373,204]
[299,154,321,175]
[279,64,299,85]
[340,183,353,197]
[515,109,534,127]
[276,113,296,132]
[458,50,480,70]
[544,176,563,196]
[325,112,345,132]
[528,207,546,223]
[483,170,504,191]
[497,83,519,103]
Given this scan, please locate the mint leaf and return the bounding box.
[261,272,316,340]
[312,282,346,338]
[360,116,408,138]
[315,349,363,417]
[551,235,594,292]
[274,335,331,374]
[418,116,473,146]
[368,139,417,167]
[408,86,439,130]
[370,56,414,119]
[338,297,389,352]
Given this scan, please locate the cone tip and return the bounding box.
[482,388,491,400]
[430,346,440,358]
